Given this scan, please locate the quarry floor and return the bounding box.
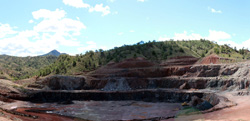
[0,100,182,121]
[0,91,249,121]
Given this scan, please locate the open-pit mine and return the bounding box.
[0,55,250,121]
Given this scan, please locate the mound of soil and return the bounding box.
[200,54,220,64]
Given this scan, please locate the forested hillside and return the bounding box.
[0,55,57,80]
[37,40,250,76]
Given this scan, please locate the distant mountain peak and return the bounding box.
[41,50,66,57]
[50,49,60,53]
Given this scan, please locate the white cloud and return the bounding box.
[173,31,203,40]
[137,0,145,2]
[0,9,86,56]
[32,9,86,34]
[157,30,248,49]
[18,30,39,38]
[206,30,231,41]
[208,7,222,14]
[28,20,34,23]
[62,0,90,8]
[32,9,85,46]
[34,18,86,34]
[240,39,250,49]
[62,1,111,16]
[32,9,66,20]
[89,4,111,16]
[0,23,17,38]
[217,40,243,49]
[0,30,81,56]
[0,31,43,56]
[158,31,203,41]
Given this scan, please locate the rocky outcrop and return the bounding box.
[34,75,87,90]
[196,65,221,77]
[221,65,239,76]
[101,78,131,91]
[0,80,29,101]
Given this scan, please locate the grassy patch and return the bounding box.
[176,106,201,117]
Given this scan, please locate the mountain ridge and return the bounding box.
[40,50,66,57]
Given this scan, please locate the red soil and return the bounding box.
[106,57,156,69]
[160,56,199,66]
[200,54,220,64]
[13,108,77,121]
[91,56,198,78]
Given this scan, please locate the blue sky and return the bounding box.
[0,0,249,56]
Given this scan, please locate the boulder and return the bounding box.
[189,96,203,106]
[196,101,213,110]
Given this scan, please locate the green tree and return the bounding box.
[133,53,137,58]
[201,53,205,57]
[214,48,220,54]
[55,68,60,74]
[179,48,184,53]
[72,61,77,67]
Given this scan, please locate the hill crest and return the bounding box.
[41,50,66,57]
